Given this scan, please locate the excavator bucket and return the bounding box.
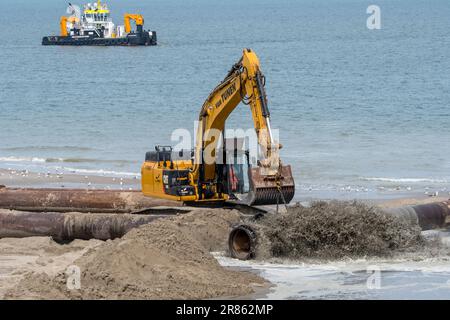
[244,165,295,206]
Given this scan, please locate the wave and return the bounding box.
[0,156,139,178]
[62,167,139,177]
[0,156,134,165]
[1,146,95,152]
[47,158,133,164]
[361,177,448,183]
[0,156,47,163]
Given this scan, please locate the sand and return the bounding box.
[0,237,103,299]
[2,209,265,300]
[0,170,447,299]
[376,196,450,208]
[0,168,139,190]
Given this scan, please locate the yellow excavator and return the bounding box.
[141,49,295,206]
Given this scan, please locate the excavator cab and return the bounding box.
[219,137,295,206]
[218,138,251,199]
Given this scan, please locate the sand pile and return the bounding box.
[0,237,102,299]
[251,201,425,260]
[5,209,264,300]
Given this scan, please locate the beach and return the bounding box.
[0,208,267,300]
[0,168,139,190]
[0,170,448,299]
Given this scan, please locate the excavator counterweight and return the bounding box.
[141,49,295,206]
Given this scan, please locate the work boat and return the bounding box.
[42,1,157,46]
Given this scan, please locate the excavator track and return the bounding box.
[241,165,295,206]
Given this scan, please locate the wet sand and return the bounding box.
[0,168,139,190]
[376,196,450,208]
[0,237,103,299]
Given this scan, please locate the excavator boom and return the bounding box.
[191,49,295,205]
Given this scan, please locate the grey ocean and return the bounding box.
[0,0,449,200]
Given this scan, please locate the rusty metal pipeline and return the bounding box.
[0,187,182,213]
[0,210,167,241]
[385,200,450,230]
[228,224,257,260]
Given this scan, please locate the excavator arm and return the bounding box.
[191,48,295,205]
[124,14,144,33]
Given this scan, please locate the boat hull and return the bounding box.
[42,31,157,46]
